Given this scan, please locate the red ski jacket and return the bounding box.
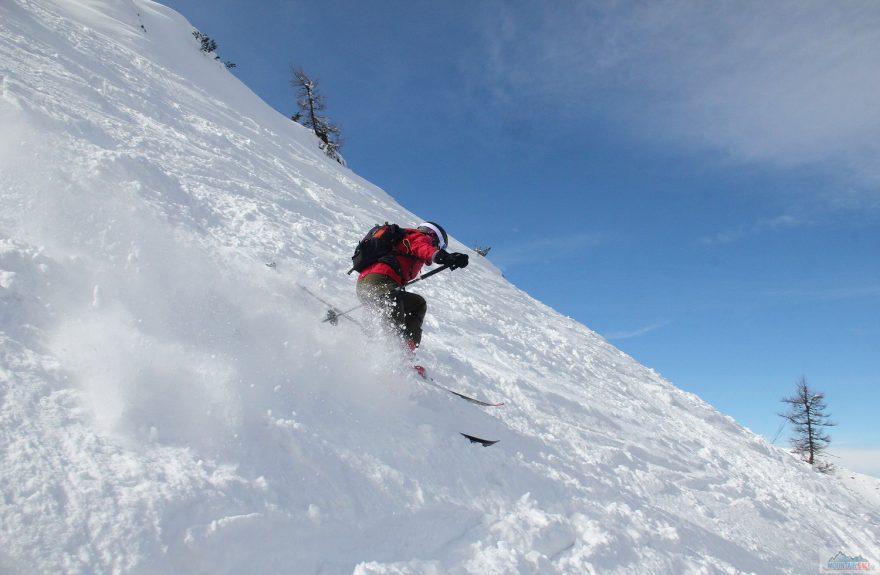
[357,228,439,286]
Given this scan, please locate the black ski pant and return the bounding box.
[356,273,427,347]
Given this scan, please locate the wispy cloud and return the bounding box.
[699,213,808,245]
[492,231,611,269]
[475,1,880,203]
[766,286,880,302]
[605,321,671,341]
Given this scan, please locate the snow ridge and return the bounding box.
[1,1,878,573]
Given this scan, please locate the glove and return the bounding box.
[436,250,469,269]
[452,253,469,268]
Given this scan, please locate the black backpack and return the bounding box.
[348,223,412,276]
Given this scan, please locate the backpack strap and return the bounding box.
[382,231,420,283]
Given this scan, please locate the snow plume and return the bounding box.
[1,0,878,573]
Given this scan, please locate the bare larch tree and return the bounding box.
[779,376,836,473]
[289,67,343,163]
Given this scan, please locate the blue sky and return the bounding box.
[163,0,880,475]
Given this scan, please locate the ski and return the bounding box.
[410,367,502,446]
[414,366,505,407]
[299,285,361,326]
[460,433,499,447]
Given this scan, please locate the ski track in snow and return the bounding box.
[1,1,879,574]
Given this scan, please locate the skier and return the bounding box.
[356,221,468,353]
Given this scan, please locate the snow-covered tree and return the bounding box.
[191,30,235,69]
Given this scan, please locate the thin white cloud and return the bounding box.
[605,321,671,341]
[492,231,610,269]
[699,213,808,244]
[476,1,880,202]
[766,286,880,302]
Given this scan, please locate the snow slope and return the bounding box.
[1,1,878,573]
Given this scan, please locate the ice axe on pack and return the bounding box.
[322,263,456,325]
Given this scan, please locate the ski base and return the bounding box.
[461,433,499,447]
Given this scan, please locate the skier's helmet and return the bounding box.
[417,221,448,250]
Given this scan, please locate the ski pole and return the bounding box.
[396,262,454,290]
[321,263,456,324]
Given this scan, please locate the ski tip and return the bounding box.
[460,433,499,447]
[458,395,505,408]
